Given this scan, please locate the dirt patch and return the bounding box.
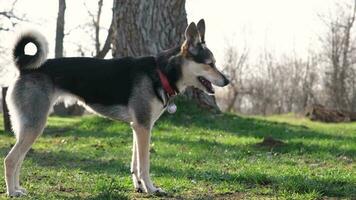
[213,192,246,200]
[305,104,356,122]
[256,136,285,148]
[155,192,247,200]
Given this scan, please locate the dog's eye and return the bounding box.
[205,60,213,65]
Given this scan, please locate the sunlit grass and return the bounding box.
[0,100,355,199]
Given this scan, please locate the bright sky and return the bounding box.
[187,0,338,62]
[0,0,345,68]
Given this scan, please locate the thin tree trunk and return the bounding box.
[112,0,220,111]
[53,0,68,115]
[95,0,103,55]
[226,89,238,112]
[55,0,66,58]
[2,87,11,133]
[53,0,84,116]
[94,0,114,59]
[95,20,113,58]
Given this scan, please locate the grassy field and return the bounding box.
[0,101,355,199]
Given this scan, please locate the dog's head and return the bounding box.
[180,19,229,95]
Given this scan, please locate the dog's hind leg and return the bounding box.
[4,112,49,197]
[4,77,53,197]
[14,151,28,193]
[131,122,165,194]
[13,121,47,195]
[4,130,41,197]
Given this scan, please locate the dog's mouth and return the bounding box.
[197,76,214,94]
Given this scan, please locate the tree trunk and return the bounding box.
[112,0,220,111]
[53,0,84,116]
[2,87,11,133]
[94,0,114,59]
[55,0,66,58]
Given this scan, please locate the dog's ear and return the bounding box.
[185,22,200,55]
[197,19,205,42]
[185,22,199,44]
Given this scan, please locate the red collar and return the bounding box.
[157,69,177,97]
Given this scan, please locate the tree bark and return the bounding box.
[2,88,11,133]
[55,0,66,58]
[112,0,220,111]
[0,1,26,133]
[53,0,68,115]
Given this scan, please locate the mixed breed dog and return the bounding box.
[3,19,229,197]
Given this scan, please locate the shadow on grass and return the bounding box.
[0,142,354,198]
[163,110,354,141]
[151,164,356,198]
[158,100,356,158]
[43,117,131,139]
[157,133,356,159]
[40,102,356,159]
[1,99,355,198]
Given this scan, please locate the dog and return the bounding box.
[4,19,229,197]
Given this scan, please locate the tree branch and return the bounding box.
[95,19,113,58]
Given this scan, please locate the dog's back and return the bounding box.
[24,56,157,105]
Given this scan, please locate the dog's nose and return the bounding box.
[223,75,230,86]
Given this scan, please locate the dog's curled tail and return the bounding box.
[13,30,48,70]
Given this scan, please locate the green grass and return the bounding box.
[0,100,355,199]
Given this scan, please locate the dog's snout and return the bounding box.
[222,74,230,86]
[224,76,230,86]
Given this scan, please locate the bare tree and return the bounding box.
[86,0,114,59]
[1,88,11,132]
[0,0,25,132]
[222,44,319,115]
[0,0,25,31]
[55,0,66,58]
[222,45,249,112]
[300,53,318,109]
[320,0,356,110]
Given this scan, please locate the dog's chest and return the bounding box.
[150,98,166,126]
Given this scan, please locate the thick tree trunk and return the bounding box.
[112,0,219,111]
[2,87,11,133]
[53,0,84,116]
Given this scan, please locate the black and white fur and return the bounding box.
[4,19,229,197]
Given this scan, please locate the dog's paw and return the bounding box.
[135,187,143,193]
[147,186,166,195]
[15,187,27,194]
[7,189,27,197]
[132,175,144,193]
[153,187,167,196]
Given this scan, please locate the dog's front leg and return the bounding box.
[131,122,164,193]
[130,132,143,192]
